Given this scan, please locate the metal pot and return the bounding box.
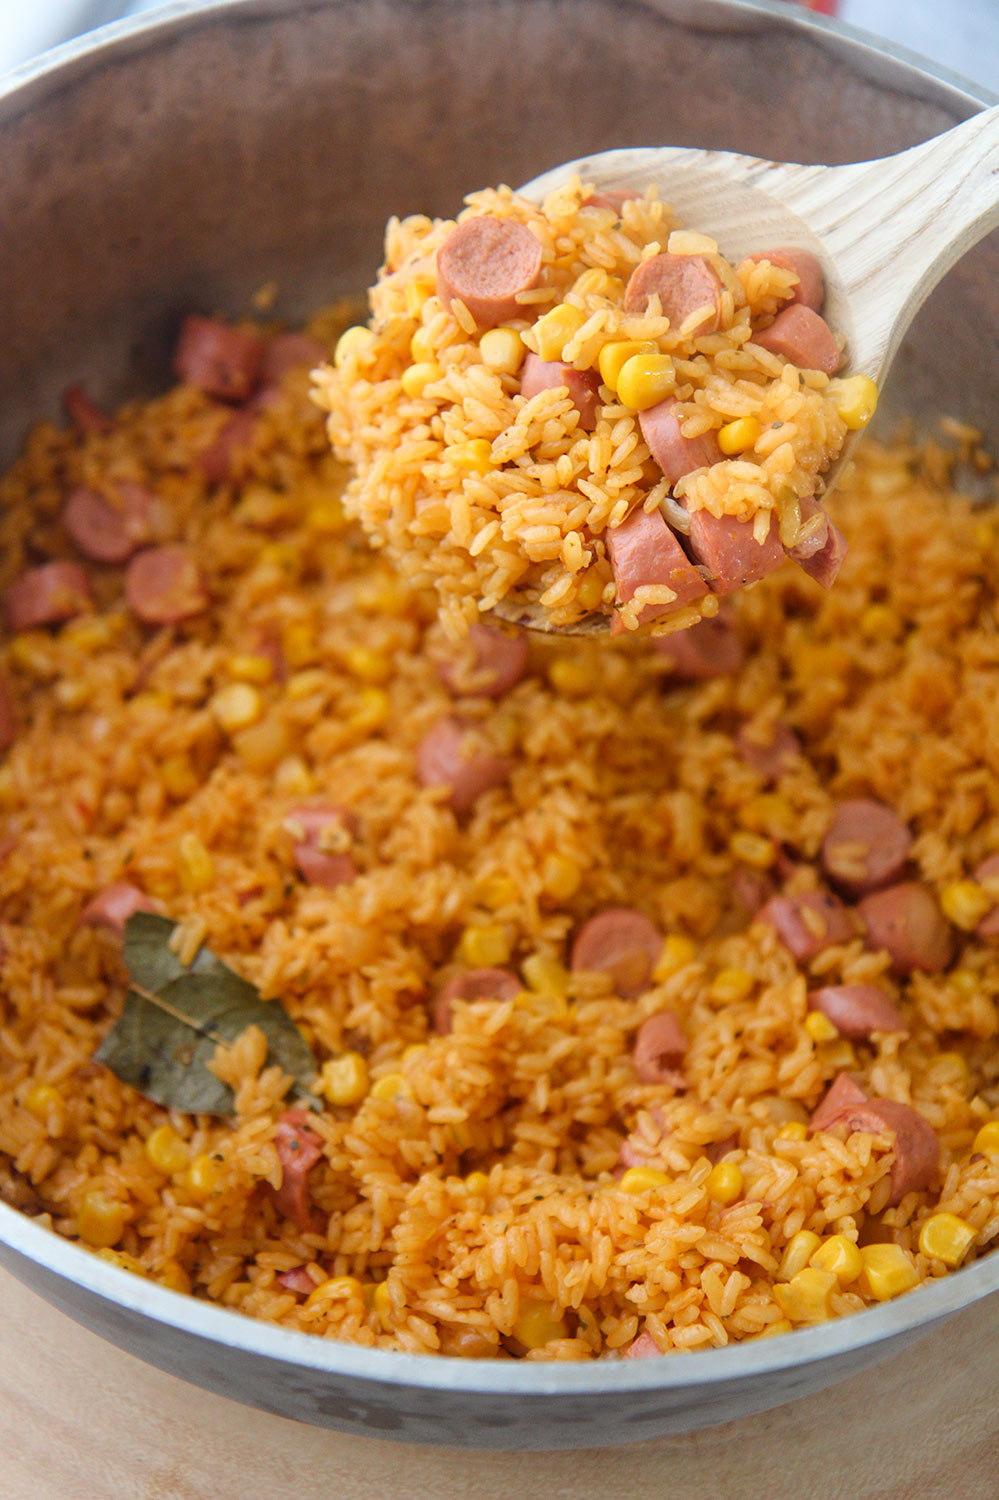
[0,0,996,1452]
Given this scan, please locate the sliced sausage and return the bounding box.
[807,984,907,1040]
[753,305,842,376]
[259,334,325,384]
[758,888,854,964]
[416,716,512,816]
[63,383,113,436]
[639,398,722,487]
[438,623,529,699]
[571,908,662,997]
[519,353,602,430]
[199,410,259,484]
[5,561,93,631]
[270,1108,324,1230]
[432,967,521,1034]
[124,546,208,626]
[633,1011,687,1086]
[735,721,800,782]
[436,216,544,327]
[278,1265,322,1297]
[63,483,160,566]
[821,800,913,896]
[858,882,953,975]
[624,1331,663,1358]
[810,1080,939,1205]
[975,854,999,942]
[732,867,776,915]
[583,191,633,215]
[623,253,723,334]
[173,315,264,403]
[606,505,708,629]
[686,509,785,595]
[0,675,15,753]
[284,804,358,890]
[809,1071,869,1133]
[652,613,744,680]
[79,882,158,937]
[745,247,824,310]
[795,517,848,589]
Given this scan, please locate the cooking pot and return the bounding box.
[1,0,997,1452]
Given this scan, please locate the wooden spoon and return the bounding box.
[494,105,999,635]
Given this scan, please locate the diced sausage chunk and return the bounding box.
[606,505,708,629]
[686,510,785,595]
[758,889,854,964]
[519,353,602,430]
[633,1012,687,1086]
[124,546,208,625]
[270,1108,323,1230]
[432,967,521,1034]
[788,498,848,589]
[652,613,744,680]
[639,398,722,487]
[571,908,662,996]
[736,721,800,782]
[259,334,326,384]
[63,483,160,565]
[173,315,264,403]
[278,1265,321,1297]
[438,623,529,699]
[975,854,999,942]
[809,1076,939,1205]
[623,253,723,334]
[732,867,775,915]
[745,247,824,311]
[624,1332,663,1358]
[63,383,113,435]
[753,305,842,376]
[857,882,953,975]
[199,410,259,484]
[0,675,15,753]
[416,716,512,816]
[79,882,158,937]
[809,1072,868,1133]
[821,799,913,895]
[5,561,93,631]
[436,216,544,328]
[807,984,907,1039]
[583,190,633,215]
[284,804,358,890]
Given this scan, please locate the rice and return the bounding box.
[0,302,998,1362]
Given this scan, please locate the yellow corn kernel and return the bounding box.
[344,645,391,685]
[940,880,992,932]
[25,1084,61,1125]
[405,275,435,317]
[774,1266,837,1323]
[282,620,317,668]
[333,325,373,368]
[973,1121,999,1155]
[829,373,879,430]
[160,753,198,799]
[458,923,511,967]
[370,1073,413,1103]
[176,832,214,893]
[740,792,796,839]
[778,1229,823,1281]
[161,1259,192,1295]
[145,1125,189,1177]
[347,686,391,733]
[464,1171,490,1195]
[541,852,582,901]
[710,968,754,1003]
[186,1153,222,1202]
[859,1243,919,1301]
[548,657,597,696]
[620,1166,671,1194]
[477,873,519,909]
[950,969,979,1000]
[521,953,569,998]
[718,416,762,455]
[273,755,314,799]
[615,353,674,412]
[285,668,326,702]
[706,1163,744,1205]
[576,569,606,613]
[859,603,901,639]
[597,339,656,394]
[410,326,435,363]
[401,361,443,398]
[729,831,776,869]
[62,615,118,652]
[777,1122,808,1142]
[756,1318,793,1340]
[810,1234,863,1285]
[805,1011,839,1044]
[480,327,525,375]
[228,652,275,684]
[233,717,289,772]
[932,1050,968,1082]
[96,1248,146,1276]
[513,1298,569,1349]
[307,496,349,534]
[78,1191,128,1249]
[211,682,262,733]
[8,632,55,679]
[653,934,697,982]
[515,988,569,1022]
[305,1275,365,1311]
[402,1043,428,1066]
[533,304,586,361]
[373,1279,394,1330]
[446,438,494,474]
[918,1212,976,1268]
[321,1052,369,1107]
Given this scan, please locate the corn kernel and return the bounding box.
[306,496,348,534]
[515,988,569,1021]
[347,686,391,733]
[96,1248,146,1276]
[774,1266,837,1323]
[756,1318,793,1340]
[160,753,198,799]
[823,1039,857,1071]
[859,1243,919,1301]
[464,1171,490,1195]
[513,1298,569,1349]
[410,326,435,363]
[373,1279,394,1329]
[333,325,373,368]
[405,275,435,317]
[616,353,675,411]
[548,657,597,696]
[145,1125,189,1177]
[78,1191,128,1249]
[740,792,796,839]
[228,653,275,684]
[458,923,511,967]
[211,682,262,733]
[480,327,525,375]
[186,1153,222,1202]
[533,304,586,362]
[973,1121,999,1155]
[777,1122,808,1142]
[541,853,582,901]
[25,1084,61,1125]
[446,438,494,474]
[706,1163,744,1205]
[778,1229,823,1281]
[282,620,317,668]
[918,1212,976,1267]
[859,603,901,639]
[273,755,314,798]
[620,1166,671,1194]
[730,831,776,869]
[285,668,327,702]
[402,1043,428,1066]
[8,632,55,679]
[177,832,214,893]
[940,880,992,931]
[401,361,443,398]
[710,968,754,1003]
[161,1259,192,1295]
[950,969,979,1000]
[477,873,519,909]
[576,569,606,612]
[810,1234,863,1285]
[653,934,697,981]
[805,1011,839,1044]
[305,1275,365,1311]
[597,339,656,394]
[62,615,118,652]
[344,645,391,685]
[718,416,762,455]
[321,1052,369,1107]
[233,717,290,772]
[829,373,879,430]
[521,953,569,998]
[370,1073,413,1103]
